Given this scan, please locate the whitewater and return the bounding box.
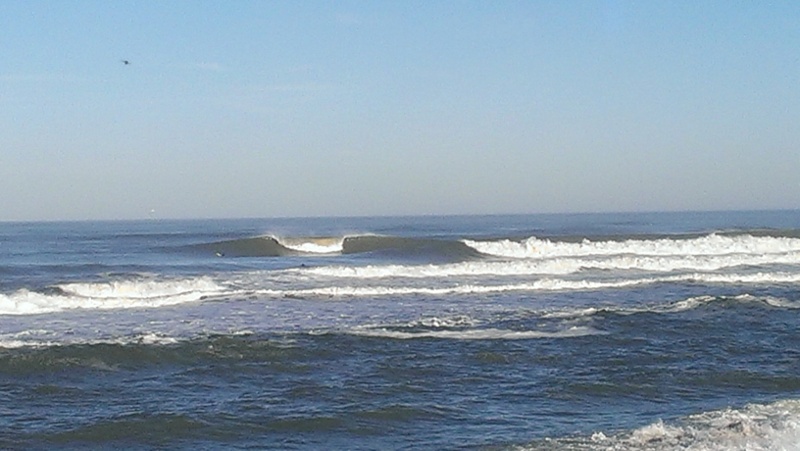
[1,211,799,449]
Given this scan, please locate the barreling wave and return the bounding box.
[192,234,479,259]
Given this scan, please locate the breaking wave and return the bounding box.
[464,233,800,259]
[3,270,800,316]
[192,234,478,259]
[301,252,800,279]
[532,398,800,450]
[0,277,226,315]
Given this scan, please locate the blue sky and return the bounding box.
[2,1,799,220]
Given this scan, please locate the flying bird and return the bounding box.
[121,60,130,65]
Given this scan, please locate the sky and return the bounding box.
[1,1,799,221]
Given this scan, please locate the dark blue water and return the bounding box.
[1,211,800,449]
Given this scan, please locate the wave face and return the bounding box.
[191,234,479,260]
[3,212,800,449]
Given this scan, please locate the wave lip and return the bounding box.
[274,236,345,254]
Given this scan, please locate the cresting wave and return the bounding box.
[464,232,800,259]
[302,251,800,278]
[251,271,800,298]
[193,234,478,258]
[0,277,226,315]
[3,270,800,316]
[194,232,800,260]
[533,398,800,451]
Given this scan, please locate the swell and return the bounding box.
[189,234,481,260]
[0,334,312,376]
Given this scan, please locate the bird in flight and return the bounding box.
[121,60,130,65]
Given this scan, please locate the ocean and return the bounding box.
[1,211,799,450]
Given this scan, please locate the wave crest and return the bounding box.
[464,233,800,259]
[0,277,225,315]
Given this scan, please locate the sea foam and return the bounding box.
[0,277,225,315]
[464,233,800,259]
[346,325,601,340]
[253,272,800,299]
[272,236,346,254]
[302,251,800,280]
[580,398,800,451]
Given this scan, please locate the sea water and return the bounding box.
[1,211,799,450]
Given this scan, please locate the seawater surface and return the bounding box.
[1,211,799,450]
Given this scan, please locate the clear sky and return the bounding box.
[2,1,799,221]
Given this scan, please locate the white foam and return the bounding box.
[58,277,223,299]
[587,399,800,451]
[0,331,183,349]
[347,325,601,340]
[301,252,800,280]
[0,338,59,349]
[255,270,800,299]
[412,315,477,328]
[531,399,800,450]
[0,277,226,315]
[272,235,345,254]
[255,278,647,298]
[464,234,800,259]
[303,260,580,279]
[688,271,800,285]
[133,333,180,345]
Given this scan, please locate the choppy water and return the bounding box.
[1,211,799,449]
